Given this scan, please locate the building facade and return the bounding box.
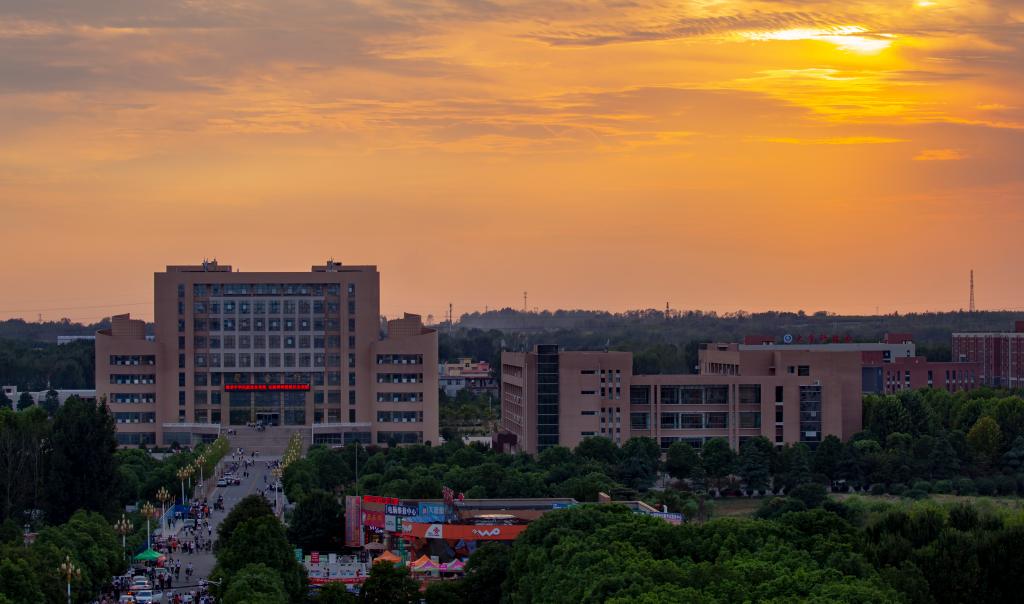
[96,261,438,447]
[500,343,865,454]
[952,322,1024,388]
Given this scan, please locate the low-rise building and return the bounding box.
[438,358,498,398]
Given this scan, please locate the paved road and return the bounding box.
[157,452,290,599]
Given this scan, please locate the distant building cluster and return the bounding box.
[498,325,1023,455]
[438,358,498,398]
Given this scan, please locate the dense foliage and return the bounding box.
[283,437,666,506]
[212,495,307,604]
[0,338,96,389]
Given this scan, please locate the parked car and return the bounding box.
[134,590,163,603]
[216,478,228,487]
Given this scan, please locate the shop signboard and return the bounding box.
[403,522,527,541]
[385,503,418,517]
[418,502,447,517]
[344,496,362,547]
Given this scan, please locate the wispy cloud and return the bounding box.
[914,148,967,160]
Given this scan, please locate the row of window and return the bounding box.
[110,393,156,404]
[376,431,423,444]
[190,283,354,297]
[376,373,424,384]
[194,353,357,372]
[109,355,156,366]
[376,354,423,365]
[110,374,156,385]
[376,411,423,423]
[659,385,729,405]
[376,392,424,403]
[114,412,156,423]
[186,317,356,333]
[193,298,354,315]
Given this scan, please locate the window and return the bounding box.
[581,410,596,416]
[797,365,810,376]
[740,412,761,429]
[581,390,596,395]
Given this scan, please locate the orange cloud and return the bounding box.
[913,148,967,160]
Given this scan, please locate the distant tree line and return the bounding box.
[0,339,96,390]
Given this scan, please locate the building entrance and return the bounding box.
[256,412,281,427]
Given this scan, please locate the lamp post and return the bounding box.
[114,514,134,566]
[177,466,191,505]
[156,487,172,535]
[141,502,156,549]
[272,467,282,516]
[59,555,80,604]
[195,455,206,498]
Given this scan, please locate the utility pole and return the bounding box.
[448,303,453,336]
[970,270,976,312]
[523,291,528,312]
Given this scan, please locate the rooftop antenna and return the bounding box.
[970,270,976,312]
[523,291,528,312]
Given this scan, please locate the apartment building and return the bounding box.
[96,260,438,447]
[952,321,1024,388]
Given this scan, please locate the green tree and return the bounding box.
[665,441,700,481]
[41,389,60,416]
[1001,436,1024,473]
[213,516,306,603]
[215,495,275,551]
[813,435,843,481]
[315,581,359,603]
[287,489,343,553]
[865,396,912,442]
[928,434,960,479]
[222,563,288,604]
[0,390,10,410]
[700,438,736,490]
[360,561,419,604]
[44,396,118,523]
[967,416,1003,466]
[462,542,511,603]
[574,437,619,467]
[17,392,33,411]
[738,437,772,493]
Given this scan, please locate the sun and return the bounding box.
[743,25,893,54]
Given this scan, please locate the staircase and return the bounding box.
[223,426,308,457]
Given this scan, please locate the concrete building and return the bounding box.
[952,321,1024,388]
[500,343,865,454]
[861,355,978,395]
[96,260,439,447]
[439,358,499,398]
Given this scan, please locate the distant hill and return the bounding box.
[0,318,153,343]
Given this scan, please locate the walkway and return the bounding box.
[152,442,294,600]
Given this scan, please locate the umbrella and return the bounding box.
[133,549,162,562]
[374,551,401,564]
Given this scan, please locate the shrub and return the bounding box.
[754,497,807,520]
[975,477,996,496]
[904,489,929,500]
[953,477,977,496]
[994,475,1017,496]
[869,484,886,496]
[887,483,907,496]
[789,483,828,509]
[912,480,933,493]
[932,480,953,494]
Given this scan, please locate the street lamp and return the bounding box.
[156,487,172,535]
[271,467,282,516]
[114,514,134,566]
[59,555,81,604]
[177,466,192,505]
[195,455,206,497]
[141,502,157,549]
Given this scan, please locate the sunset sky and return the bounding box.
[1,0,1021,322]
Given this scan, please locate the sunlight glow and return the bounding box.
[743,26,893,53]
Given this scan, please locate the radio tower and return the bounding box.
[969,270,976,312]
